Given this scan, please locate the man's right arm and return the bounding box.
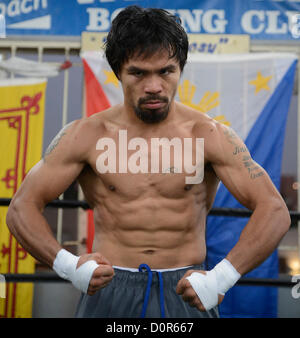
[6,119,115,295]
[6,120,86,267]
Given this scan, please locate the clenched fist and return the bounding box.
[77,252,115,296]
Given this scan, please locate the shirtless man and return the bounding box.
[6,6,290,318]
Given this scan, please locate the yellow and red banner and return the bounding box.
[0,78,47,318]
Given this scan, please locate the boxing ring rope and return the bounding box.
[2,272,296,287]
[1,198,300,236]
[1,197,300,288]
[2,198,300,220]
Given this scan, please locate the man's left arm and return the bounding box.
[176,121,290,312]
[210,123,290,275]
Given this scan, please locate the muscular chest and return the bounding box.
[90,130,206,197]
[80,121,221,203]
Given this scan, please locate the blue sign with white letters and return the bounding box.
[0,0,300,40]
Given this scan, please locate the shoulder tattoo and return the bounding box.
[223,127,248,156]
[223,127,264,179]
[43,122,73,161]
[223,127,239,146]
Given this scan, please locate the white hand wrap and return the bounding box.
[186,259,241,311]
[53,249,99,293]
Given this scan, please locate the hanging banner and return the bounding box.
[1,0,300,40]
[0,78,47,318]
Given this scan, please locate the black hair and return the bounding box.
[104,6,189,78]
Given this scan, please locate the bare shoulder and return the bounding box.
[177,103,245,164]
[204,120,247,165]
[175,102,226,141]
[43,114,104,162]
[175,102,217,126]
[80,105,124,131]
[44,105,123,163]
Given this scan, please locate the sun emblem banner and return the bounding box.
[0,78,47,318]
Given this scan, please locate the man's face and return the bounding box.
[119,49,181,124]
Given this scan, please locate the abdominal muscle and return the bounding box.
[91,197,207,269]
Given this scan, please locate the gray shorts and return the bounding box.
[75,263,219,318]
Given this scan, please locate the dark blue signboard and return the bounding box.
[0,0,300,40]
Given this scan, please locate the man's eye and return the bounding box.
[131,71,143,77]
[160,69,171,75]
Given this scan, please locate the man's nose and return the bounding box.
[144,75,163,94]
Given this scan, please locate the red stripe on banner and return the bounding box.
[82,58,111,253]
[86,210,94,254]
[82,59,111,116]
